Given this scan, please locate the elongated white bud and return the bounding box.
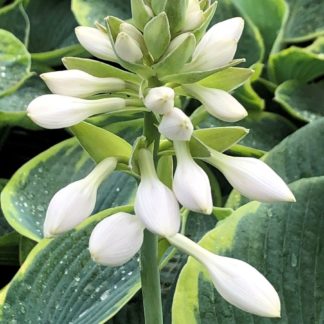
[183,84,247,122]
[144,86,175,114]
[173,141,213,214]
[185,17,244,71]
[205,150,296,202]
[41,70,125,98]
[158,108,193,141]
[89,212,144,267]
[115,32,143,63]
[182,0,204,32]
[168,233,281,318]
[27,95,125,129]
[75,26,118,62]
[44,158,117,237]
[135,149,180,236]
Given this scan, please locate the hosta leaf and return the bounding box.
[268,38,324,84]
[0,75,49,129]
[26,0,84,65]
[1,138,137,242]
[72,0,131,26]
[275,80,324,123]
[0,180,12,238]
[0,0,29,44]
[233,63,264,110]
[210,0,264,67]
[284,0,324,42]
[232,0,287,58]
[0,205,142,323]
[193,110,296,151]
[226,118,324,208]
[0,29,31,97]
[173,177,324,323]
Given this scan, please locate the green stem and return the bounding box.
[141,230,163,324]
[140,112,163,324]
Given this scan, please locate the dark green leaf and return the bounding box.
[275,80,324,122]
[284,0,324,42]
[173,177,324,323]
[72,0,131,26]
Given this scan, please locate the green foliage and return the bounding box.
[173,177,324,323]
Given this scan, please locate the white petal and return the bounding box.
[89,212,144,267]
[27,95,125,129]
[173,141,213,213]
[186,17,244,71]
[194,17,244,58]
[167,233,281,318]
[206,151,296,202]
[135,149,180,236]
[182,0,204,32]
[183,85,248,122]
[75,26,118,62]
[41,70,125,98]
[158,108,193,141]
[115,32,143,63]
[144,86,175,114]
[207,256,281,317]
[43,157,117,237]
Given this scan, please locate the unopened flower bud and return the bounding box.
[173,141,212,214]
[144,86,175,114]
[158,108,193,141]
[27,95,125,129]
[89,212,144,267]
[168,233,281,318]
[182,0,204,32]
[75,26,118,62]
[115,32,143,63]
[205,150,296,202]
[135,149,180,236]
[41,70,125,98]
[44,158,117,237]
[185,17,244,71]
[183,84,248,122]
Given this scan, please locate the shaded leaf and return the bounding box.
[173,177,324,323]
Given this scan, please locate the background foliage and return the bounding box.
[0,0,323,323]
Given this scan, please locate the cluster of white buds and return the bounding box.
[28,0,298,318]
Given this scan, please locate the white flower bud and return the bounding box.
[89,212,144,267]
[75,26,118,62]
[158,108,193,141]
[168,233,281,318]
[185,17,244,71]
[205,150,296,202]
[182,0,204,32]
[27,95,125,129]
[44,158,117,237]
[119,23,144,46]
[144,86,175,114]
[183,84,248,122]
[135,149,180,236]
[173,141,213,214]
[41,70,125,98]
[115,32,143,63]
